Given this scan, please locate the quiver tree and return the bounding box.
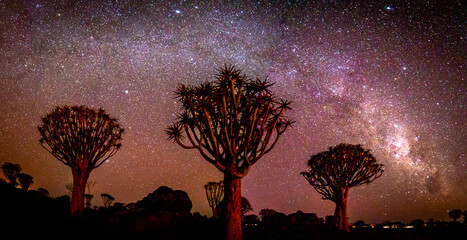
[1,162,21,186]
[204,180,224,218]
[449,209,462,222]
[301,143,383,231]
[17,173,34,191]
[38,105,124,217]
[101,193,115,208]
[84,194,94,208]
[166,66,293,240]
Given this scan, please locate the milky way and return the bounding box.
[0,0,465,223]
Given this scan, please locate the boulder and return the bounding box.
[136,186,192,214]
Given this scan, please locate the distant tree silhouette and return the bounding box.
[65,183,74,197]
[449,209,462,222]
[84,181,97,208]
[101,193,115,208]
[354,220,366,228]
[301,143,383,231]
[1,162,21,186]
[217,196,253,219]
[259,208,277,221]
[204,180,224,218]
[241,197,253,217]
[166,65,292,240]
[86,180,97,195]
[85,194,94,208]
[38,105,124,217]
[17,173,34,191]
[411,219,424,229]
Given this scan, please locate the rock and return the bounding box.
[136,186,192,214]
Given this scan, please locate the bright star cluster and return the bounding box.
[0,1,465,223]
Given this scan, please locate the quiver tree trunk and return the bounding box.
[70,169,90,217]
[212,206,219,219]
[332,187,349,231]
[223,174,242,240]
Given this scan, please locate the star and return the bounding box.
[0,0,464,224]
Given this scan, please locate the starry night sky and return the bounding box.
[0,0,465,223]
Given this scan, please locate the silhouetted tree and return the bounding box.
[85,194,94,208]
[463,211,467,224]
[411,219,425,229]
[241,197,253,217]
[38,105,124,216]
[301,143,383,231]
[426,218,435,228]
[1,162,21,186]
[204,180,224,218]
[449,209,462,222]
[86,180,97,195]
[101,193,115,208]
[166,66,292,240]
[259,208,277,221]
[354,220,366,228]
[84,181,96,208]
[243,214,260,226]
[65,183,74,197]
[17,173,34,191]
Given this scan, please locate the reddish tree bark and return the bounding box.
[212,206,219,219]
[70,169,90,216]
[224,175,242,240]
[332,187,349,231]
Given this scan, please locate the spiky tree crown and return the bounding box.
[167,66,293,178]
[301,143,383,201]
[38,105,124,170]
[204,180,225,210]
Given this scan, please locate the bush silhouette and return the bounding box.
[1,162,21,186]
[449,209,462,222]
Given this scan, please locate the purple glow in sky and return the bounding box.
[0,0,465,223]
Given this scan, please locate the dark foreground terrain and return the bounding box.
[0,181,465,239]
